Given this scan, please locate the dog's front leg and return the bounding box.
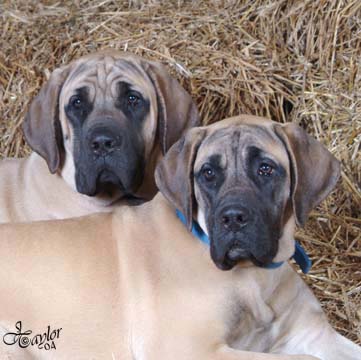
[298,329,361,360]
[213,345,320,360]
[267,266,361,359]
[146,338,320,360]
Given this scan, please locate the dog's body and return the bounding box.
[0,194,358,360]
[0,51,198,223]
[0,116,359,360]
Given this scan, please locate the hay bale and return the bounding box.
[0,0,360,343]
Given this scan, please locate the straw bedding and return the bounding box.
[0,0,360,344]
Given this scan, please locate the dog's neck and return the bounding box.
[29,153,125,217]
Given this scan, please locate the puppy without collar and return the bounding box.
[0,50,199,223]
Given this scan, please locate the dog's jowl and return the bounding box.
[0,51,199,223]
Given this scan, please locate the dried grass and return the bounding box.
[0,0,360,344]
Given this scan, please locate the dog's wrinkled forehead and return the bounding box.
[194,125,290,172]
[61,55,153,103]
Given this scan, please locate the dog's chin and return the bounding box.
[214,244,277,271]
[214,258,237,271]
[214,246,250,271]
[95,170,123,195]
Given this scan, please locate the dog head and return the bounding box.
[156,116,340,270]
[23,51,199,201]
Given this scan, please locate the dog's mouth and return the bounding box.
[92,170,145,205]
[97,169,122,187]
[96,168,145,199]
[94,170,123,196]
[76,165,144,201]
[78,168,128,198]
[213,242,276,271]
[227,245,249,260]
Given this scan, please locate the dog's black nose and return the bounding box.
[90,134,118,155]
[220,207,249,232]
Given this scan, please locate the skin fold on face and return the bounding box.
[58,56,158,199]
[193,126,292,270]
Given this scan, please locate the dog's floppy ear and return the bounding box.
[22,65,71,173]
[275,123,341,227]
[145,61,200,154]
[155,128,206,229]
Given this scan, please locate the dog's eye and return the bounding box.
[127,93,140,107]
[258,163,274,177]
[202,166,216,181]
[70,95,82,109]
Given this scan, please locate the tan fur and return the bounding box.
[0,51,199,223]
[0,195,316,360]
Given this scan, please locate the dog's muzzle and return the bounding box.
[210,203,277,270]
[210,204,251,270]
[75,122,144,197]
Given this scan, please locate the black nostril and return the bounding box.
[236,215,244,224]
[220,207,249,231]
[104,140,115,149]
[90,134,117,154]
[91,141,100,151]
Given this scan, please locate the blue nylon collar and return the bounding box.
[176,209,311,274]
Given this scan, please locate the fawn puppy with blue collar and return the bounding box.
[0,116,360,360]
